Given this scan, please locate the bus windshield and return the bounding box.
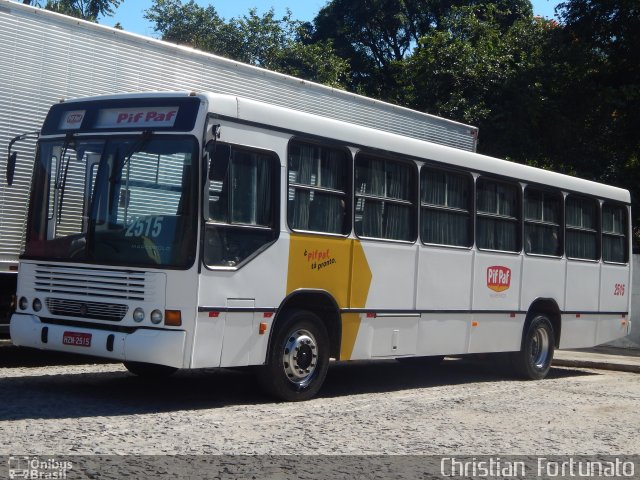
[24,135,199,268]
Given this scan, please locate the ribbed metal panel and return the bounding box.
[34,265,146,301]
[0,0,478,265]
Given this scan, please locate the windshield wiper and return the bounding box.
[56,133,75,225]
[111,130,153,182]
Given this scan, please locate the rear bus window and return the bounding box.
[602,202,628,263]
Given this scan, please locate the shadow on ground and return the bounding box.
[0,342,595,421]
[0,340,115,368]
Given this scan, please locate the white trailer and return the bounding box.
[0,0,478,330]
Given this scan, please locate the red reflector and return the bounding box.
[9,265,18,271]
[510,313,516,318]
[366,312,375,318]
[576,313,581,318]
[263,312,273,318]
[208,311,220,318]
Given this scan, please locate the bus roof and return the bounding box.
[203,93,629,204]
[58,91,630,204]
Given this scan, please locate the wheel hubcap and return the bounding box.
[530,326,550,369]
[282,329,318,387]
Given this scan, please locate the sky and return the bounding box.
[99,0,563,38]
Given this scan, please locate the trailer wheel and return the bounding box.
[123,361,178,378]
[258,309,330,401]
[511,314,555,380]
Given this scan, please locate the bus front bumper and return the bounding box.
[10,314,186,368]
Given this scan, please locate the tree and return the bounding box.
[404,2,556,161]
[23,0,122,22]
[145,0,349,87]
[552,0,640,238]
[311,0,533,101]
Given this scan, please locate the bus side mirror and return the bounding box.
[6,152,17,186]
[6,130,39,186]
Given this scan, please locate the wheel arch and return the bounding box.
[524,298,561,348]
[271,289,342,360]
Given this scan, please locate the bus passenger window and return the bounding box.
[602,203,628,263]
[205,146,279,267]
[354,154,417,242]
[287,141,350,234]
[476,178,520,252]
[565,195,598,260]
[420,168,472,247]
[524,188,562,256]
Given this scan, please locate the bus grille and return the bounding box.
[45,298,128,322]
[33,265,146,301]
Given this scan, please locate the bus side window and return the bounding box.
[287,140,350,235]
[354,153,417,242]
[524,187,562,256]
[566,195,599,260]
[204,145,279,267]
[476,178,521,252]
[420,167,472,247]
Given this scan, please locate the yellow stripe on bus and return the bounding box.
[286,234,371,360]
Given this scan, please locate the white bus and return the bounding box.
[9,92,632,401]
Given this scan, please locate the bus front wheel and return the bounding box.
[258,309,330,401]
[511,314,555,380]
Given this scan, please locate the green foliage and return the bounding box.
[311,0,533,100]
[312,0,435,99]
[144,0,349,88]
[25,0,122,21]
[404,3,557,161]
[553,0,640,239]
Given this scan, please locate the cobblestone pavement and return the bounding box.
[1,342,638,455]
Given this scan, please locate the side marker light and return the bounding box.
[165,310,182,326]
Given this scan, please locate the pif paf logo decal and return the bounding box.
[487,266,511,292]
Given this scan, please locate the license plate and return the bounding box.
[62,331,92,347]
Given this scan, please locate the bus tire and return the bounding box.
[123,361,178,378]
[258,309,330,402]
[511,314,555,380]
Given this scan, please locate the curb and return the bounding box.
[553,358,640,374]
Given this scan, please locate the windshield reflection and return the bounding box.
[25,135,199,268]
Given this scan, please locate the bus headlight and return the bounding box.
[150,309,163,324]
[32,298,42,312]
[133,307,145,322]
[19,297,28,311]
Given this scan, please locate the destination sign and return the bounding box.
[95,106,179,129]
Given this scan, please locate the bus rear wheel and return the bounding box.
[511,314,555,380]
[123,361,178,378]
[258,309,330,402]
